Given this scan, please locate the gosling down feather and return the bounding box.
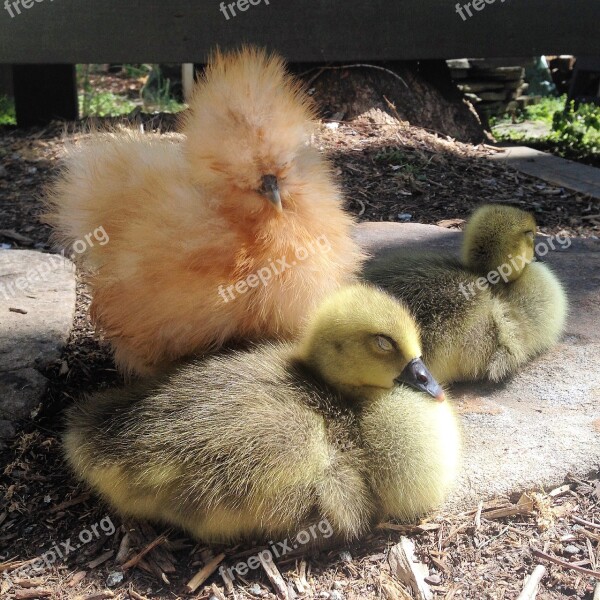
[46,47,364,376]
[64,285,460,544]
[363,204,568,383]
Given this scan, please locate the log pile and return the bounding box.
[448,57,536,119]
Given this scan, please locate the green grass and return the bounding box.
[493,95,600,166]
[0,95,16,126]
[77,64,186,118]
[375,148,427,180]
[78,90,138,118]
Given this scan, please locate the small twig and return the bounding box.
[67,571,87,587]
[49,493,91,513]
[354,197,366,217]
[219,563,236,597]
[185,552,226,593]
[211,583,227,600]
[14,590,52,599]
[121,534,167,571]
[259,551,289,600]
[87,550,114,570]
[573,516,600,531]
[516,565,546,600]
[82,593,114,600]
[474,501,483,530]
[116,532,132,564]
[593,582,600,600]
[128,588,150,600]
[13,578,45,588]
[532,549,600,579]
[476,526,509,550]
[305,63,408,89]
[482,505,533,520]
[549,484,571,497]
[442,523,469,548]
[383,95,404,123]
[388,537,433,600]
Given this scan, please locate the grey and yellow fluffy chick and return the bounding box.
[363,204,568,384]
[64,285,459,544]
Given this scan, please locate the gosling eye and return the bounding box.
[375,335,396,352]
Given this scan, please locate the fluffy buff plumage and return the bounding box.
[45,47,364,375]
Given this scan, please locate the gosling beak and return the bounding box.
[396,358,446,402]
[261,174,283,214]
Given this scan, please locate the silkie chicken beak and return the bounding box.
[261,174,283,214]
[395,358,446,402]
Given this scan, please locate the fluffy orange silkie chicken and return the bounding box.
[46,47,365,376]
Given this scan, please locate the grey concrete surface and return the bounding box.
[489,145,600,200]
[356,222,600,509]
[0,250,76,446]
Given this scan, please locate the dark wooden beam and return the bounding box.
[0,64,13,97]
[13,65,77,127]
[0,0,599,64]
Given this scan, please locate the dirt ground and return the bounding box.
[1,69,600,600]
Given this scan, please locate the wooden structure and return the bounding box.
[0,0,599,126]
[568,57,600,106]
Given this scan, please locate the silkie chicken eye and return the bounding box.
[376,335,394,352]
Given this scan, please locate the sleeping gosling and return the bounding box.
[64,285,459,544]
[363,204,568,383]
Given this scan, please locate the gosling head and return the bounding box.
[296,285,445,401]
[462,204,537,282]
[182,46,317,217]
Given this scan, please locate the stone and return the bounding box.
[0,250,76,446]
[355,222,600,510]
[106,571,124,587]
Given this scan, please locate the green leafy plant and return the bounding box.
[493,96,600,165]
[141,64,186,113]
[76,64,185,118]
[0,95,16,126]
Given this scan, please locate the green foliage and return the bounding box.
[493,96,600,164]
[77,64,185,118]
[140,65,185,113]
[375,147,427,181]
[550,100,600,157]
[375,148,410,164]
[0,95,16,125]
[523,96,565,124]
[78,64,138,117]
[79,91,138,118]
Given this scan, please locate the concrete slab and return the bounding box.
[0,250,76,446]
[489,145,600,200]
[355,222,600,508]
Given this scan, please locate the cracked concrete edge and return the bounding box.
[0,250,77,448]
